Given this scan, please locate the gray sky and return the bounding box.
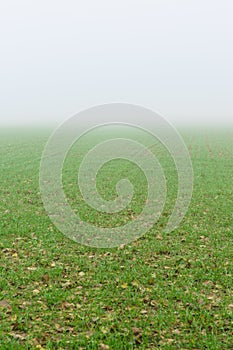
[0,0,232,127]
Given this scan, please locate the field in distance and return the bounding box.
[0,127,232,349]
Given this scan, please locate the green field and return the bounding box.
[0,127,232,349]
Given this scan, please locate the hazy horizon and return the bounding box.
[0,0,232,128]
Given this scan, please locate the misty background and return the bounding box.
[0,0,232,127]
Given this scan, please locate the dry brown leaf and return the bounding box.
[140,310,147,314]
[0,300,10,308]
[32,289,40,295]
[98,344,110,350]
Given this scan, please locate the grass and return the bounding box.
[0,126,232,349]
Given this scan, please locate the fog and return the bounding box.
[0,0,232,127]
